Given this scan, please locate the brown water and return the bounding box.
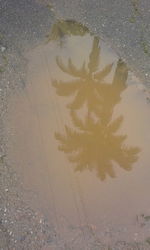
[8,20,150,247]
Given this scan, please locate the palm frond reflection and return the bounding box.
[51,23,140,180]
[55,110,140,180]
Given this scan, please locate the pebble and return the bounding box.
[0,46,6,52]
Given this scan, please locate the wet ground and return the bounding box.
[1,1,150,250]
[6,20,150,249]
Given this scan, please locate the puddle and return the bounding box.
[7,20,150,247]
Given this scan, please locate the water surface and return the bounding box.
[8,20,150,247]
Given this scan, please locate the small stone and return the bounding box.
[5,188,8,192]
[1,46,6,52]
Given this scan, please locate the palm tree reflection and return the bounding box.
[52,37,114,114]
[51,23,140,180]
[55,111,139,180]
[47,20,89,47]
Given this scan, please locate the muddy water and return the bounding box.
[8,20,150,246]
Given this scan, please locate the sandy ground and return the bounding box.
[0,0,150,249]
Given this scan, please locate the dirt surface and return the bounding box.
[0,0,150,249]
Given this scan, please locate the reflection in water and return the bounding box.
[55,111,140,180]
[8,19,150,245]
[48,20,89,45]
[52,21,140,180]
